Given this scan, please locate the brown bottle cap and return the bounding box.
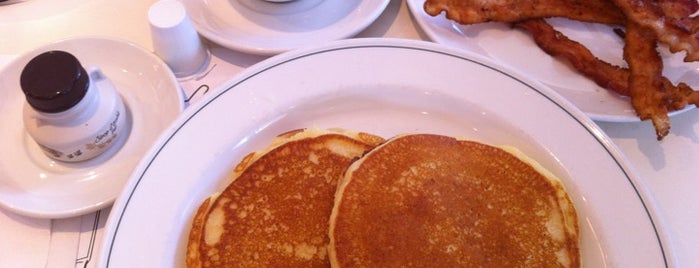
[20,50,89,113]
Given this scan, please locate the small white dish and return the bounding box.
[100,38,669,267]
[407,0,699,122]
[0,37,184,219]
[181,0,390,55]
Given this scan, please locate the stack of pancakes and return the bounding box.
[186,129,580,267]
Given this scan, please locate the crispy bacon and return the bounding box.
[623,21,671,139]
[424,0,699,139]
[516,19,699,139]
[609,0,699,61]
[423,0,626,25]
[513,19,630,96]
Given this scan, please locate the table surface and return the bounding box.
[2,1,699,267]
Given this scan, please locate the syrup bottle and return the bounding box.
[20,50,129,162]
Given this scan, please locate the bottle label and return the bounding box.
[87,110,121,151]
[36,110,122,162]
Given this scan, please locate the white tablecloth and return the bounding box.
[1,1,699,267]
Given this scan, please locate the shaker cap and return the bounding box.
[20,50,89,113]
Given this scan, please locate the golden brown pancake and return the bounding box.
[329,134,580,267]
[186,128,383,268]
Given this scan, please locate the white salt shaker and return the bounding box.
[20,50,129,162]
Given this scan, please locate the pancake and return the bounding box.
[329,134,580,267]
[186,128,383,268]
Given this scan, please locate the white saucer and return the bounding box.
[0,37,184,219]
[181,0,390,55]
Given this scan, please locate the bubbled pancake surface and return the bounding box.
[329,134,580,267]
[187,129,382,267]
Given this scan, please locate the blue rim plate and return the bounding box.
[100,38,670,267]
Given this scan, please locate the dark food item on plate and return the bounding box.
[609,0,699,61]
[422,0,625,24]
[424,0,699,140]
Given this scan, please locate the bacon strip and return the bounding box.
[609,0,699,61]
[425,0,699,139]
[513,19,630,96]
[423,0,626,25]
[623,21,671,140]
[517,19,699,139]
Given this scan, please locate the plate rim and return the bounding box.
[99,38,671,267]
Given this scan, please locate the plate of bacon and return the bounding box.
[408,0,699,140]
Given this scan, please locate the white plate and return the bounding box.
[407,0,699,122]
[100,39,670,267]
[181,0,389,55]
[0,37,184,219]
